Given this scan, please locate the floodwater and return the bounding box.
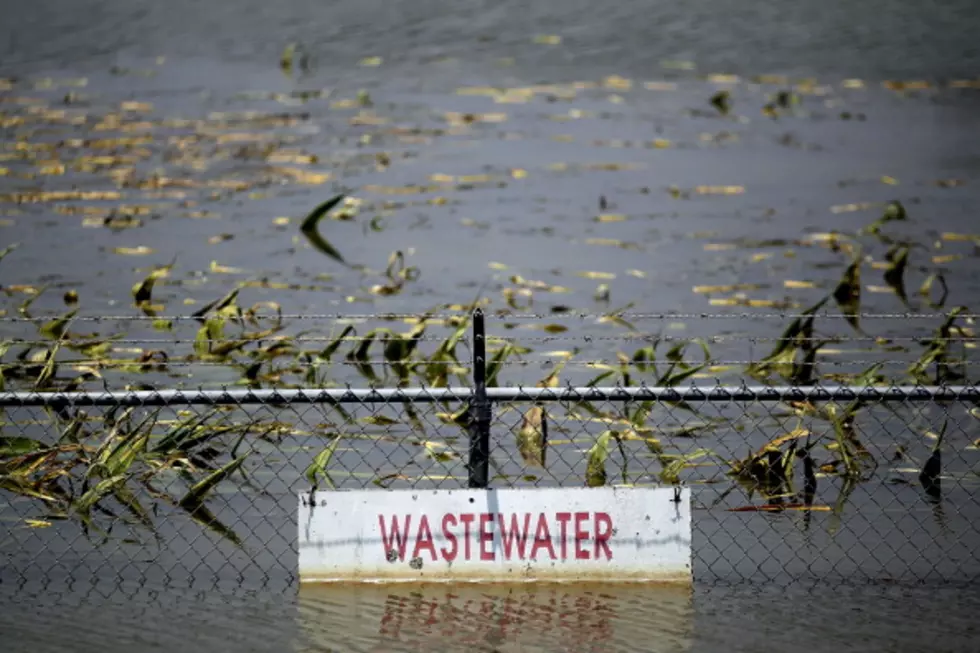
[3,0,980,651]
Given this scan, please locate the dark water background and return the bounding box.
[3,1,980,651]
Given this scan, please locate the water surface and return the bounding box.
[2,1,980,651]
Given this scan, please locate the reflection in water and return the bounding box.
[297,582,692,653]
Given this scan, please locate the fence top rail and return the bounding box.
[0,385,978,407]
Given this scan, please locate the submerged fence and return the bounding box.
[1,309,979,592]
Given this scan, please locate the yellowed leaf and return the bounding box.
[38,163,65,175]
[706,73,740,84]
[444,111,507,126]
[2,190,122,202]
[584,238,638,249]
[693,283,761,294]
[576,271,616,280]
[349,113,388,126]
[603,75,632,90]
[595,213,627,223]
[830,202,876,214]
[784,280,817,289]
[113,246,153,256]
[120,101,153,112]
[267,151,318,165]
[210,260,245,274]
[533,34,562,45]
[272,167,331,185]
[695,185,744,195]
[883,80,931,91]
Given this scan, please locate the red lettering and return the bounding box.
[479,513,495,560]
[379,515,412,561]
[498,513,531,560]
[574,511,590,560]
[459,513,475,560]
[412,514,437,561]
[555,512,571,560]
[529,513,556,560]
[441,513,458,562]
[594,512,613,560]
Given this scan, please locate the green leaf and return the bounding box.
[39,309,78,340]
[864,200,907,235]
[180,501,245,548]
[658,338,712,387]
[0,436,44,456]
[319,325,355,361]
[852,363,885,386]
[114,483,156,533]
[152,408,221,453]
[73,474,127,518]
[486,343,517,387]
[883,244,910,305]
[0,243,18,264]
[300,195,347,264]
[102,419,154,478]
[660,449,715,485]
[178,453,250,509]
[193,316,226,357]
[191,286,241,322]
[305,437,341,491]
[833,258,862,331]
[33,343,60,391]
[517,405,547,467]
[586,430,615,487]
[919,272,948,309]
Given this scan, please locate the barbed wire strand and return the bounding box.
[2,357,972,369]
[0,334,975,347]
[0,310,977,324]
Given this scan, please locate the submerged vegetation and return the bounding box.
[1,68,979,548]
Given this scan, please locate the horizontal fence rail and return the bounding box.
[2,310,979,595]
[2,384,980,407]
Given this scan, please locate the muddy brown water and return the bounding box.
[3,1,980,651]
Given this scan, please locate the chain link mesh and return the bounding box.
[2,382,977,592]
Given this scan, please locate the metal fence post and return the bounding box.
[467,308,492,489]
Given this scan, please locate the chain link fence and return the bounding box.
[2,310,979,593]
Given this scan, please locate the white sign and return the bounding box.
[298,486,691,584]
